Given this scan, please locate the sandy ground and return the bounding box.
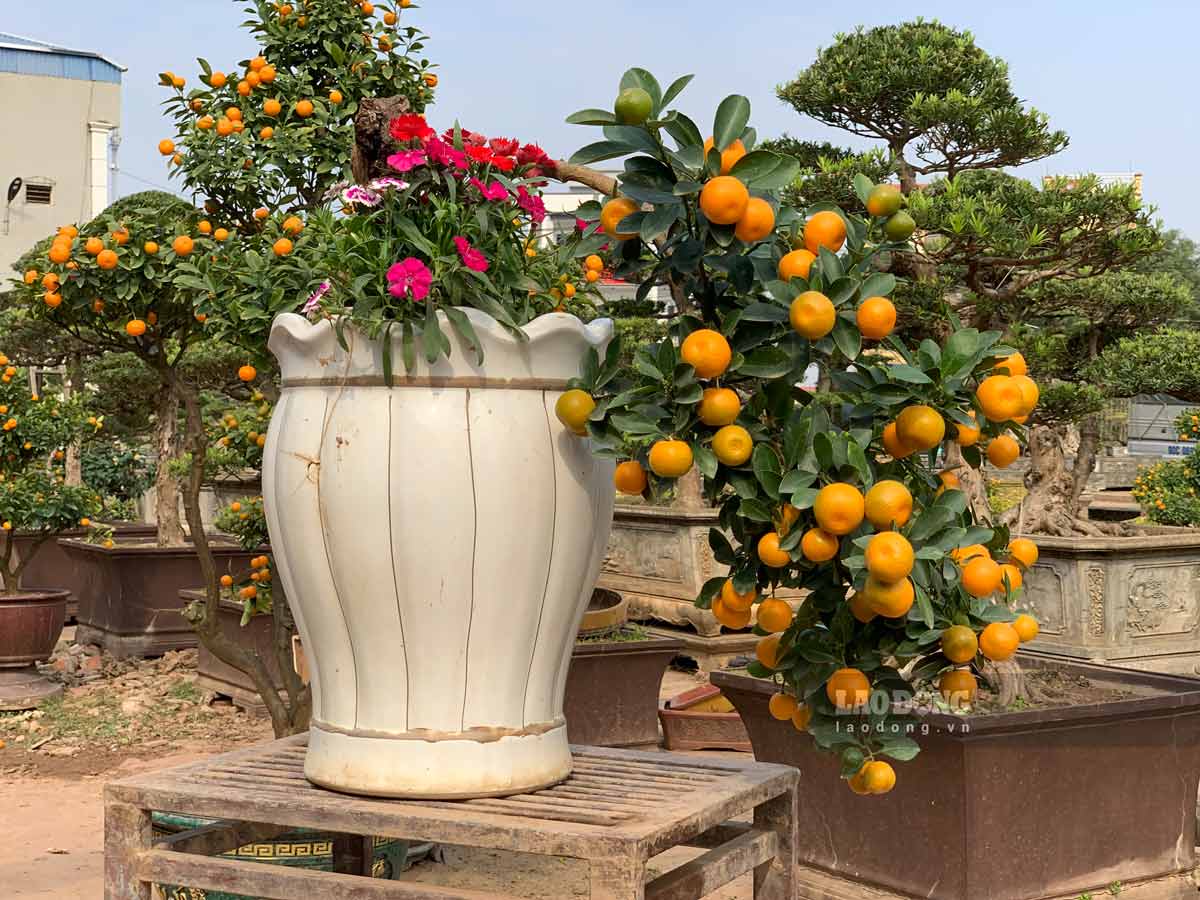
[0,666,756,898]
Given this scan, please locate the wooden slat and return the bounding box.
[644,828,778,900]
[569,757,725,782]
[135,849,505,899]
[682,821,754,850]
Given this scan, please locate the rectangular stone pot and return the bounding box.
[563,629,684,748]
[186,589,285,717]
[1022,527,1200,675]
[3,523,158,621]
[713,659,1200,900]
[61,538,260,658]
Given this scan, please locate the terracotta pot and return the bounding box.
[563,628,683,747]
[61,539,261,658]
[263,311,615,798]
[577,587,628,637]
[185,589,286,716]
[713,658,1200,900]
[658,683,751,752]
[0,587,69,710]
[2,523,157,621]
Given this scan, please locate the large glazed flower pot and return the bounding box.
[264,310,615,799]
[0,587,69,710]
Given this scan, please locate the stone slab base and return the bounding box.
[794,862,1198,900]
[193,673,277,719]
[75,623,198,660]
[0,667,64,711]
[643,624,758,674]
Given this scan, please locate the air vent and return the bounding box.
[25,183,52,205]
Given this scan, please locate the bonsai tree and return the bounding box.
[0,354,100,594]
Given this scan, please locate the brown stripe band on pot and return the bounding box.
[281,375,571,391]
[310,716,566,743]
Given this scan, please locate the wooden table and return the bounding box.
[105,733,798,899]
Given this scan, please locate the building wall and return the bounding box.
[0,73,121,271]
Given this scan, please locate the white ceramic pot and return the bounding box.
[263,310,615,798]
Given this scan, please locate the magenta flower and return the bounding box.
[517,186,546,225]
[453,236,489,273]
[425,137,468,170]
[302,280,331,318]
[387,149,427,173]
[469,177,509,202]
[386,258,433,301]
[369,176,409,192]
[341,185,382,207]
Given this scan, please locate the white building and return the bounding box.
[0,32,124,271]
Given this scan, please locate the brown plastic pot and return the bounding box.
[61,538,261,658]
[184,588,286,716]
[713,658,1200,900]
[577,588,629,638]
[2,523,157,622]
[563,628,684,747]
[0,588,69,710]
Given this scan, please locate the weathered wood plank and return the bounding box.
[104,799,152,900]
[753,789,798,900]
[683,821,754,850]
[644,828,777,900]
[332,833,375,876]
[589,857,646,900]
[134,849,504,899]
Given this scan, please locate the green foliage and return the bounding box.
[1132,457,1200,526]
[760,136,893,214]
[1087,328,1200,403]
[613,316,669,366]
[81,443,154,504]
[778,20,1067,178]
[216,495,268,551]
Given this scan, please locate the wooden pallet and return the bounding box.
[105,733,798,899]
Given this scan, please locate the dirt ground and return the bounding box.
[0,641,753,898]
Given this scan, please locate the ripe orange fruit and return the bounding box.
[614,460,648,495]
[757,532,791,568]
[680,328,732,379]
[198,220,213,235]
[803,210,846,255]
[250,55,267,71]
[216,117,234,136]
[158,139,175,156]
[721,579,758,613]
[995,352,1027,377]
[126,319,147,337]
[778,248,816,283]
[1011,375,1039,417]
[554,389,595,435]
[600,197,639,240]
[856,296,896,340]
[848,768,872,795]
[865,184,902,218]
[976,375,1023,422]
[329,89,344,105]
[848,592,876,623]
[712,424,753,466]
[220,574,233,587]
[423,72,438,87]
[1008,538,1039,569]
[48,242,71,264]
[955,411,981,447]
[789,291,836,340]
[648,440,693,478]
[254,207,270,221]
[756,634,782,669]
[775,503,800,537]
[865,532,914,583]
[584,254,604,272]
[864,480,913,530]
[826,668,870,709]
[881,421,914,459]
[939,669,977,708]
[383,10,398,24]
[173,235,194,256]
[226,106,244,122]
[96,249,119,270]
[813,483,865,535]
[896,405,946,451]
[698,387,740,426]
[1012,614,1039,642]
[734,197,776,243]
[295,99,315,117]
[84,236,104,256]
[238,365,257,383]
[999,563,1023,592]
[950,544,991,565]
[41,272,59,290]
[44,292,62,308]
[768,692,798,721]
[941,625,978,663]
[273,237,294,257]
[237,80,251,97]
[961,556,1003,598]
[702,137,748,175]
[986,434,1020,468]
[801,528,839,563]
[263,98,282,117]
[699,176,750,226]
[712,595,752,629]
[861,760,896,794]
[979,622,1020,661]
[864,576,914,618]
[757,597,793,633]
[282,216,304,235]
[214,228,230,242]
[259,65,277,83]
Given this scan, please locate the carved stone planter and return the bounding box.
[599,471,802,636]
[1021,527,1200,676]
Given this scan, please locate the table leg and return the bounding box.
[332,833,375,876]
[589,857,646,900]
[104,799,152,900]
[753,790,798,900]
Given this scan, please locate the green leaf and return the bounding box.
[569,141,634,166]
[740,302,790,323]
[640,204,680,242]
[859,273,896,298]
[566,108,618,126]
[736,348,794,379]
[712,95,751,151]
[660,74,695,110]
[443,307,483,366]
[752,444,782,499]
[693,443,718,479]
[739,497,774,523]
[832,317,861,361]
[889,365,933,384]
[779,469,816,494]
[853,173,875,206]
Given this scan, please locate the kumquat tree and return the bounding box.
[554,69,1044,795]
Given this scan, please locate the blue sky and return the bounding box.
[8,1,1200,236]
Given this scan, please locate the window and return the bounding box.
[25,183,52,205]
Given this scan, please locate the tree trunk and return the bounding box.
[153,376,186,547]
[1071,415,1101,518]
[943,442,991,525]
[63,353,84,487]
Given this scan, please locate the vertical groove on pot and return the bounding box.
[385,391,411,731]
[519,390,558,726]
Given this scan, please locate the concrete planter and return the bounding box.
[61,539,260,658]
[713,659,1200,900]
[263,311,615,799]
[563,628,683,748]
[1021,527,1200,675]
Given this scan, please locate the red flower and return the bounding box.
[390,114,435,143]
[517,143,556,172]
[465,145,495,164]
[444,127,487,147]
[491,156,516,173]
[489,137,520,156]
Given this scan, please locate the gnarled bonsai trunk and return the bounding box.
[63,352,84,487]
[153,374,186,547]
